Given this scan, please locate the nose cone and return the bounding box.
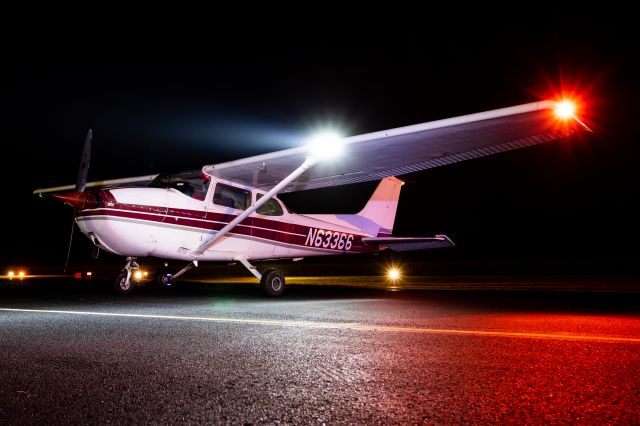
[53,192,88,209]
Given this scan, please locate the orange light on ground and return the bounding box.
[387,267,401,281]
[133,270,143,281]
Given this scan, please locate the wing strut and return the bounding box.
[191,157,318,256]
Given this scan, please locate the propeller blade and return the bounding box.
[76,129,92,192]
[66,129,92,272]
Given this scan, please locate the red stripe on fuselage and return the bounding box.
[77,203,376,254]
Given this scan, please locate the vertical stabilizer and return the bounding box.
[355,177,403,236]
[303,177,404,236]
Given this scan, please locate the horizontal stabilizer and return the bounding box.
[33,174,158,196]
[362,235,455,252]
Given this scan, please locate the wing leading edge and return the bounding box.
[203,100,584,192]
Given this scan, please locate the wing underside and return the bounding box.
[202,100,583,192]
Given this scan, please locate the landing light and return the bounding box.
[306,131,344,161]
[133,270,143,281]
[554,100,576,119]
[7,270,15,279]
[18,271,26,279]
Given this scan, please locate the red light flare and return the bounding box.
[527,73,602,134]
[553,99,592,132]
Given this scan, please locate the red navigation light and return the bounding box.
[552,98,592,132]
[555,100,576,119]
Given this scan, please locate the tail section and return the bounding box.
[355,176,403,236]
[305,177,403,236]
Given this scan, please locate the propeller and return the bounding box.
[64,129,92,272]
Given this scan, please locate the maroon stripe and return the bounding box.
[78,207,376,253]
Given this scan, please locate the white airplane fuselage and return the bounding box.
[75,178,379,263]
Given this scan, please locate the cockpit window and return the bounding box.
[256,194,284,216]
[213,183,251,210]
[147,170,210,201]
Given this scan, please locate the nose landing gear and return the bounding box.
[114,257,139,294]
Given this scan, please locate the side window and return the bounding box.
[212,183,251,210]
[256,194,284,216]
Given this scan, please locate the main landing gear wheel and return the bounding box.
[114,271,135,294]
[261,268,285,297]
[155,271,174,287]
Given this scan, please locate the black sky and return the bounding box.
[3,15,639,273]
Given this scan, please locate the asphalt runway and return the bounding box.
[1,280,640,424]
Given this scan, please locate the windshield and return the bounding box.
[148,170,210,200]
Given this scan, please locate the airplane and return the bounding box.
[33,99,590,296]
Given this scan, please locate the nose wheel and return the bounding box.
[114,257,139,294]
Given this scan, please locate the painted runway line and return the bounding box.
[2,307,639,343]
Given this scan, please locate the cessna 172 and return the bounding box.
[33,100,589,296]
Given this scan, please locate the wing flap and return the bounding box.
[362,235,455,252]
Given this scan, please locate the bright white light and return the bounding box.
[7,270,14,278]
[555,101,576,119]
[134,271,143,281]
[387,267,401,281]
[306,131,344,160]
[18,271,25,278]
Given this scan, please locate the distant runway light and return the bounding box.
[387,267,401,281]
[7,270,15,278]
[18,271,26,279]
[306,131,344,160]
[555,100,576,119]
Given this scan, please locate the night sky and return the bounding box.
[3,15,639,275]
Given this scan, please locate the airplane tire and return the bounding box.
[155,271,173,287]
[114,271,135,294]
[261,268,285,297]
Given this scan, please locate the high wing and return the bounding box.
[33,100,586,196]
[202,100,586,192]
